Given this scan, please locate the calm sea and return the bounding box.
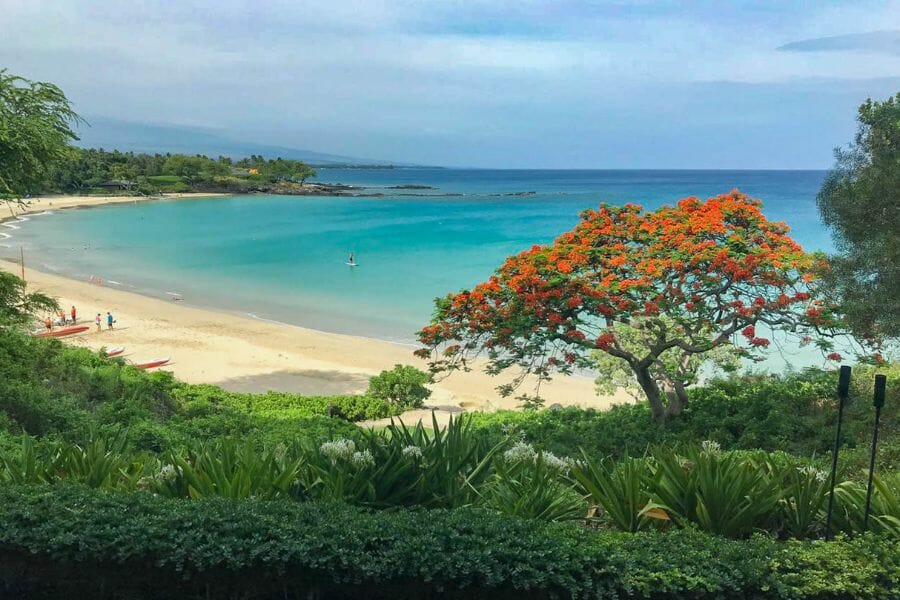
[5,169,831,350]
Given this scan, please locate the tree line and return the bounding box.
[43,148,317,194]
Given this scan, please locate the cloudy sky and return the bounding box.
[3,0,899,168]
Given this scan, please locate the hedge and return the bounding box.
[0,485,897,599]
[173,384,404,422]
[469,366,900,472]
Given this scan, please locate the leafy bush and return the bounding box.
[173,384,401,422]
[0,484,897,599]
[366,364,431,409]
[0,329,383,453]
[471,365,900,471]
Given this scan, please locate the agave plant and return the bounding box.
[0,436,54,485]
[482,443,585,521]
[299,434,409,505]
[775,463,830,539]
[572,454,662,531]
[378,414,505,508]
[834,472,900,537]
[686,448,780,538]
[50,432,144,490]
[152,440,304,500]
[647,451,698,526]
[644,446,782,538]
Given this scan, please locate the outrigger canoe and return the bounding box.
[34,325,90,338]
[133,357,170,369]
[104,347,125,357]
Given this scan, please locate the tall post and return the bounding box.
[863,374,887,533]
[825,364,851,540]
[20,246,25,282]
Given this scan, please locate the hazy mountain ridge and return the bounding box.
[75,117,396,166]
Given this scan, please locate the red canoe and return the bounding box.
[34,325,90,338]
[134,357,170,369]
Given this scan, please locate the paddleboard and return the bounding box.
[346,262,358,267]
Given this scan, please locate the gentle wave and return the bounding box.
[243,312,295,327]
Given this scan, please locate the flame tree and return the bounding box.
[417,191,841,421]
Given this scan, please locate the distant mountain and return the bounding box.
[74,117,394,165]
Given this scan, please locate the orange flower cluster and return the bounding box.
[418,190,833,373]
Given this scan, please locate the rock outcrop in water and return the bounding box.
[386,185,436,190]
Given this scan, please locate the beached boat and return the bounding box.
[133,357,170,369]
[104,347,125,357]
[33,325,90,338]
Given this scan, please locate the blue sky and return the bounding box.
[3,0,899,168]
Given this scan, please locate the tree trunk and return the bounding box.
[633,365,689,423]
[660,376,689,420]
[633,365,667,421]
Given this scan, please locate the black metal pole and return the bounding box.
[863,374,887,533]
[825,365,851,540]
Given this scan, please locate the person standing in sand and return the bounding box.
[106,311,114,330]
[95,313,102,332]
[70,305,77,325]
[44,317,53,331]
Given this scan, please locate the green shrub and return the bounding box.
[366,364,432,409]
[0,484,897,599]
[173,384,400,421]
[0,329,388,452]
[470,366,899,470]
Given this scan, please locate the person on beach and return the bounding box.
[70,306,77,325]
[57,310,67,326]
[44,317,53,331]
[95,313,102,332]
[106,312,114,330]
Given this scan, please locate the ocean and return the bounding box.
[4,169,831,352]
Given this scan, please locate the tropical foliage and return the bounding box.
[366,363,432,408]
[0,272,58,326]
[3,425,899,539]
[418,191,843,420]
[469,364,900,468]
[44,147,318,196]
[0,69,81,201]
[818,92,900,340]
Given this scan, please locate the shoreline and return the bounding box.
[1,193,232,224]
[1,259,625,420]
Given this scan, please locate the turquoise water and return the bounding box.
[5,169,830,345]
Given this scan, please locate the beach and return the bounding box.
[1,194,624,419]
[2,192,230,220]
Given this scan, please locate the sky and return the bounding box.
[2,0,899,168]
